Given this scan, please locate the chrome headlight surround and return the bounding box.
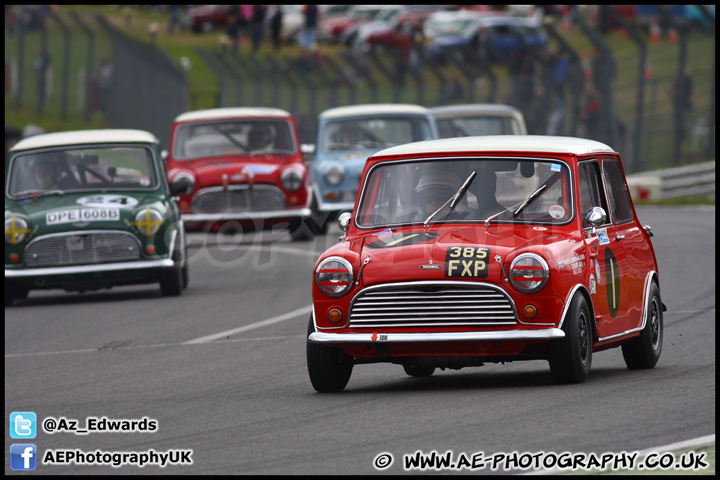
[5,216,31,245]
[281,167,304,192]
[315,256,354,297]
[171,171,196,195]
[132,208,165,236]
[323,163,344,186]
[510,253,549,293]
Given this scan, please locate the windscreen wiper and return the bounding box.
[484,184,547,227]
[14,189,65,199]
[423,171,476,227]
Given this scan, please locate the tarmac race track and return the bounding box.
[4,205,715,475]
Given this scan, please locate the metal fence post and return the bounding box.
[605,6,648,172]
[195,47,227,107]
[69,11,94,121]
[46,10,71,120]
[542,20,583,137]
[341,50,378,103]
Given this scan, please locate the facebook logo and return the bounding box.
[10,411,37,439]
[10,444,37,471]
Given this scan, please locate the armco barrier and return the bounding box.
[626,161,715,201]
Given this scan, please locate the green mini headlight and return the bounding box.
[5,216,31,245]
[132,208,164,236]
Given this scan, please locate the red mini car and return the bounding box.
[307,135,664,392]
[166,107,312,239]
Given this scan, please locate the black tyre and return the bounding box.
[306,316,353,392]
[289,218,313,241]
[5,283,16,307]
[181,243,189,289]
[308,195,331,235]
[622,282,663,369]
[403,364,435,378]
[159,249,183,296]
[549,294,593,384]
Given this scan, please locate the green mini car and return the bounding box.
[5,129,188,306]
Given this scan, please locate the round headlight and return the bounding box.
[323,163,344,186]
[315,256,354,297]
[5,216,30,245]
[171,171,196,196]
[510,253,549,293]
[133,208,164,236]
[281,167,303,192]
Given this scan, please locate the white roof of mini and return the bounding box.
[320,104,431,119]
[372,135,616,157]
[430,103,523,118]
[174,107,291,123]
[10,129,158,152]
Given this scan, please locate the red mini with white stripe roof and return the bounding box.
[307,135,664,392]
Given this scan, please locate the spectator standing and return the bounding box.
[300,5,319,52]
[269,6,284,52]
[168,5,180,33]
[551,49,570,98]
[251,5,266,52]
[226,14,240,55]
[392,20,413,86]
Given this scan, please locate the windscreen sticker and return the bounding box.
[77,194,138,207]
[243,165,277,174]
[549,205,565,219]
[47,208,120,225]
[551,163,562,172]
[445,246,491,278]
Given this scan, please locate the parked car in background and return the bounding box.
[308,104,438,233]
[428,13,547,64]
[422,9,486,42]
[431,104,527,138]
[307,135,664,392]
[5,129,188,305]
[319,4,353,22]
[187,5,230,33]
[355,4,448,51]
[166,108,313,240]
[265,5,305,43]
[319,5,391,44]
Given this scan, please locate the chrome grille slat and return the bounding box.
[24,231,141,267]
[193,186,285,213]
[348,283,518,328]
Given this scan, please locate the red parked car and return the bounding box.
[307,135,664,391]
[166,108,313,240]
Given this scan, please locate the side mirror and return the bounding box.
[586,206,607,234]
[301,144,316,162]
[170,176,194,196]
[338,212,351,233]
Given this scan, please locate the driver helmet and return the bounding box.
[248,124,274,150]
[32,157,59,189]
[415,170,463,205]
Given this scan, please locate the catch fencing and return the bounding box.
[4,6,715,176]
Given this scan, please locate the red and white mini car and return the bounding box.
[307,135,665,392]
[166,107,313,239]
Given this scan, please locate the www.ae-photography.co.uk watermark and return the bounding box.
[372,449,709,473]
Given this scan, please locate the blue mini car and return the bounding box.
[308,104,438,233]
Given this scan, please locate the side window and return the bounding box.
[578,161,609,228]
[602,158,634,224]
